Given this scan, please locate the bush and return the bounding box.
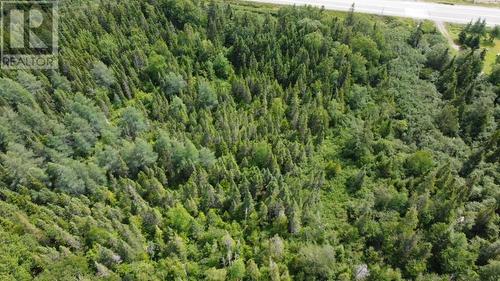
[405,151,434,176]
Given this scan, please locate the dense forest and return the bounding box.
[0,0,499,280]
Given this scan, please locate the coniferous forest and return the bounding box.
[0,0,499,280]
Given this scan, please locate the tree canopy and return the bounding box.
[0,0,498,280]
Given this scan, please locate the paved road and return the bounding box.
[246,0,500,26]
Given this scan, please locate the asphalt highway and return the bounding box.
[246,0,500,26]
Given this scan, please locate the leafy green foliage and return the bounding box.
[0,1,498,280]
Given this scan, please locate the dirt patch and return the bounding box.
[435,21,460,50]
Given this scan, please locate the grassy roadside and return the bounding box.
[229,0,417,25]
[483,40,500,73]
[225,0,281,13]
[226,0,354,19]
[446,23,500,73]
[232,1,498,73]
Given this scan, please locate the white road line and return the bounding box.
[245,0,500,26]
